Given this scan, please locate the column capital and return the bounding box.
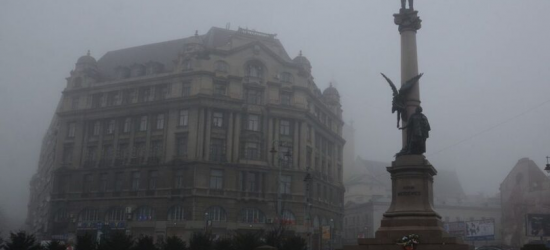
[394,10,422,33]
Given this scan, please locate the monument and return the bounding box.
[344,1,469,250]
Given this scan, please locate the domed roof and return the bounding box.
[323,83,340,97]
[292,50,311,66]
[77,51,97,65]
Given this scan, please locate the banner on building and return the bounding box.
[322,226,331,240]
[526,214,550,237]
[465,219,495,241]
[443,221,467,237]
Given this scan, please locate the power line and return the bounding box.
[428,98,550,157]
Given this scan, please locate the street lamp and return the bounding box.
[270,142,292,219]
[545,156,550,174]
[303,168,313,250]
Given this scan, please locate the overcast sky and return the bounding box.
[1,0,550,230]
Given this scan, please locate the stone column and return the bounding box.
[394,9,422,146]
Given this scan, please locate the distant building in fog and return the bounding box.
[26,27,346,248]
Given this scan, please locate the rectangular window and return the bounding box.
[175,170,184,188]
[306,147,312,168]
[131,172,140,191]
[175,136,188,158]
[93,121,101,136]
[107,91,120,106]
[246,114,260,131]
[279,146,293,168]
[105,119,116,135]
[307,125,312,141]
[99,173,108,192]
[148,171,158,190]
[92,93,103,108]
[155,84,169,100]
[139,88,151,102]
[63,145,74,163]
[279,120,291,136]
[102,145,114,161]
[244,142,260,160]
[280,175,291,194]
[83,174,93,193]
[209,138,226,162]
[72,97,80,110]
[178,110,189,126]
[244,88,262,105]
[116,143,129,164]
[139,116,148,131]
[122,89,135,104]
[182,82,191,97]
[87,146,97,162]
[212,112,224,127]
[209,170,224,189]
[150,140,163,158]
[123,117,132,133]
[132,142,146,164]
[246,172,260,192]
[67,122,76,138]
[155,114,164,130]
[115,172,124,191]
[213,82,227,96]
[280,92,291,106]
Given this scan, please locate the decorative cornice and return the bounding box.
[394,10,422,33]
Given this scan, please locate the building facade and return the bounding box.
[26,27,346,247]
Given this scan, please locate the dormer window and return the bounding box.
[215,61,229,73]
[130,65,145,77]
[247,63,264,78]
[115,67,130,80]
[280,72,293,83]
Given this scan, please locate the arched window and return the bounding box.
[214,61,229,73]
[167,205,185,221]
[134,206,155,221]
[280,72,293,83]
[321,216,328,226]
[79,208,99,222]
[246,62,264,78]
[105,207,125,222]
[281,210,296,225]
[54,209,69,222]
[205,206,227,222]
[313,216,320,228]
[238,208,265,223]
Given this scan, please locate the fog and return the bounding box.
[1,0,550,232]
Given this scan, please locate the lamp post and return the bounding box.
[270,141,292,220]
[545,156,550,174]
[304,168,313,250]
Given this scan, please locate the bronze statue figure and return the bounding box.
[401,0,414,10]
[399,106,430,155]
[381,73,423,128]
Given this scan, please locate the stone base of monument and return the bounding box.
[344,155,469,250]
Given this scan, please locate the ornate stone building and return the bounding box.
[26,27,345,246]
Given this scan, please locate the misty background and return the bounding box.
[1,0,550,231]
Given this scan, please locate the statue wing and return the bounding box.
[381,73,399,97]
[398,73,423,96]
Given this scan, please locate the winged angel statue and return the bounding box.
[380,73,423,128]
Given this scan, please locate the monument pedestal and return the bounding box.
[344,156,468,250]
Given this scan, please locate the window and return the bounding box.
[116,144,129,163]
[182,82,191,97]
[244,88,262,105]
[213,82,227,96]
[307,125,312,141]
[92,93,103,108]
[79,208,99,222]
[212,112,224,127]
[67,122,76,138]
[93,121,101,136]
[123,118,132,133]
[238,208,265,223]
[54,209,69,222]
[281,210,296,225]
[105,120,116,135]
[139,88,151,102]
[280,175,291,194]
[155,114,164,130]
[183,60,192,71]
[122,89,135,104]
[240,172,261,192]
[86,146,97,162]
[280,72,293,83]
[102,145,114,162]
[139,116,148,131]
[107,91,119,106]
[148,171,158,190]
[280,92,291,106]
[175,136,188,158]
[72,97,80,110]
[155,84,169,100]
[150,140,163,159]
[214,61,228,72]
[115,172,124,192]
[63,145,74,163]
[279,146,293,167]
[131,172,140,191]
[99,173,108,192]
[209,138,226,162]
[132,142,145,163]
[105,207,124,222]
[246,115,260,131]
[175,170,184,188]
[279,120,291,136]
[134,206,155,221]
[244,142,260,160]
[209,170,224,189]
[83,174,93,193]
[168,206,185,221]
[206,206,226,222]
[247,63,264,78]
[178,110,189,126]
[306,147,312,168]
